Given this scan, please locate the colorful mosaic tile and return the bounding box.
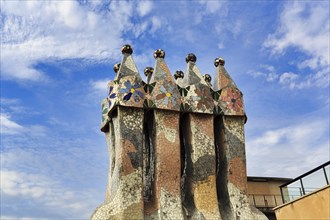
[219,87,244,116]
[213,57,237,91]
[212,57,245,116]
[183,84,214,114]
[107,81,117,113]
[105,45,145,116]
[180,57,214,114]
[94,45,266,220]
[147,50,181,111]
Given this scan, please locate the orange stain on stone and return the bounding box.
[120,139,137,176]
[194,175,219,214]
[155,112,181,196]
[228,157,247,193]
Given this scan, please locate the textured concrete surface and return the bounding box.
[94,45,267,220]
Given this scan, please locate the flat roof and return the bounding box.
[247,176,293,182]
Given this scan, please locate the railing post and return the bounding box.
[280,186,285,203]
[300,179,306,195]
[274,195,277,206]
[323,167,329,185]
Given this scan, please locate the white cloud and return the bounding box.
[247,117,330,177]
[279,72,299,89]
[0,169,97,218]
[0,132,107,218]
[264,1,330,70]
[0,113,24,134]
[0,1,161,82]
[91,78,110,96]
[217,41,225,49]
[278,69,329,90]
[248,64,279,82]
[151,16,162,33]
[199,0,224,13]
[1,170,50,198]
[249,64,329,89]
[137,1,153,17]
[0,111,46,136]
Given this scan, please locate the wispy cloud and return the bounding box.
[0,113,24,135]
[91,78,110,95]
[0,1,161,82]
[1,129,107,218]
[249,66,329,89]
[0,113,46,137]
[137,1,153,17]
[1,169,98,218]
[199,0,225,14]
[246,110,330,177]
[264,1,330,69]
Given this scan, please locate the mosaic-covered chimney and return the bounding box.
[92,45,267,220]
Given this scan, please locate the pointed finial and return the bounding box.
[174,70,184,80]
[154,49,165,59]
[121,44,133,54]
[204,74,212,83]
[185,53,197,63]
[113,63,121,73]
[214,57,225,67]
[144,67,154,77]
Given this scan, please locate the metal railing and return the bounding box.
[248,194,284,208]
[280,161,330,204]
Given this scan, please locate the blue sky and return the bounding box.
[0,0,329,218]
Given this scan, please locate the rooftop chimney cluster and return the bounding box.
[101,44,245,132]
[93,45,266,220]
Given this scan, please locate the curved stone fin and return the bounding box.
[213,65,237,91]
[182,61,208,87]
[115,53,142,83]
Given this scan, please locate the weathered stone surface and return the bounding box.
[92,107,144,220]
[94,46,267,220]
[214,116,267,220]
[181,114,221,219]
[144,110,184,219]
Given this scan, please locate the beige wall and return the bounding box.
[274,185,330,220]
[247,179,289,208]
[247,180,285,195]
